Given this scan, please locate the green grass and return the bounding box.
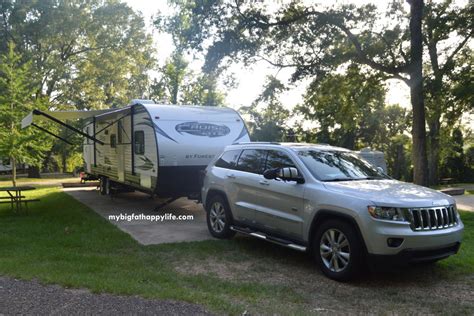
[437,211,474,275]
[0,177,79,187]
[0,188,302,314]
[0,187,473,314]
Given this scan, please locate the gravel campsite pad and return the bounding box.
[0,276,211,315]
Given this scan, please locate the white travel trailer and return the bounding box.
[0,159,12,174]
[22,101,250,198]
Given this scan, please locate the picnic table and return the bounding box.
[0,186,39,213]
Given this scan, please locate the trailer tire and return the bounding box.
[100,177,109,195]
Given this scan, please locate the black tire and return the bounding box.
[206,195,236,239]
[99,177,109,195]
[313,219,364,281]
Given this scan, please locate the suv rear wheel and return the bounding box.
[206,195,236,239]
[313,219,363,281]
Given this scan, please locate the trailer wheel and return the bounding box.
[99,177,109,195]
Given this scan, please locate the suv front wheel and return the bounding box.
[313,219,363,281]
[206,195,236,239]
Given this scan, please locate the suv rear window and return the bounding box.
[215,150,241,169]
[265,150,296,170]
[236,149,266,174]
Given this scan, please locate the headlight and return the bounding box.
[368,206,406,221]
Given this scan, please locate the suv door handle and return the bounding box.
[226,174,236,179]
[259,180,270,186]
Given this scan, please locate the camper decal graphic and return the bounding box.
[233,125,248,142]
[136,156,154,171]
[175,122,230,138]
[138,117,178,143]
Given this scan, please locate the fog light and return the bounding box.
[387,238,404,248]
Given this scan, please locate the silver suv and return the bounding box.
[201,142,464,280]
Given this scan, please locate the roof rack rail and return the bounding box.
[232,141,281,145]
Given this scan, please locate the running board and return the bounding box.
[230,226,307,252]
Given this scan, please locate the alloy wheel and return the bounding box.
[210,201,226,233]
[319,228,351,272]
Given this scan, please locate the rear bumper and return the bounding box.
[368,242,461,265]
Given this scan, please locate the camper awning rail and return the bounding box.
[21,109,112,145]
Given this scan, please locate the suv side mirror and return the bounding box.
[263,168,278,180]
[264,167,304,184]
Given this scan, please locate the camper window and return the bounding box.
[110,134,117,148]
[134,131,145,155]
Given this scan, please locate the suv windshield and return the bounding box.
[297,150,388,181]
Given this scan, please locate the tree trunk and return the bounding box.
[408,0,429,186]
[11,157,16,187]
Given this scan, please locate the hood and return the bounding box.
[323,179,455,208]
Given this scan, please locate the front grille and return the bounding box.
[407,206,458,231]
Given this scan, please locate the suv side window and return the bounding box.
[215,150,241,169]
[265,150,297,170]
[236,149,266,174]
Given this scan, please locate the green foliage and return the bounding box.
[240,76,290,141]
[1,0,155,109]
[181,74,226,106]
[296,65,413,180]
[385,134,412,182]
[440,127,467,181]
[298,65,387,149]
[150,52,226,106]
[0,0,155,174]
[157,0,472,185]
[0,43,52,184]
[150,52,189,104]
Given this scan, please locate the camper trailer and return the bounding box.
[0,159,12,175]
[22,101,250,198]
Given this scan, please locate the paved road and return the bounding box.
[64,187,212,245]
[454,194,474,212]
[0,276,211,315]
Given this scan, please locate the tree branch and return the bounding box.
[250,8,411,77]
[335,23,411,75]
[441,30,473,73]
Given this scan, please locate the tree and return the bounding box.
[440,127,465,181]
[0,43,51,186]
[423,0,472,184]
[298,65,412,179]
[298,64,387,150]
[150,52,226,106]
[1,0,155,175]
[150,52,188,104]
[1,0,154,107]
[157,0,472,186]
[241,76,290,141]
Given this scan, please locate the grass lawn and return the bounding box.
[1,187,473,314]
[0,177,79,188]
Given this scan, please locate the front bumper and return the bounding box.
[368,242,461,265]
[360,215,464,256]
